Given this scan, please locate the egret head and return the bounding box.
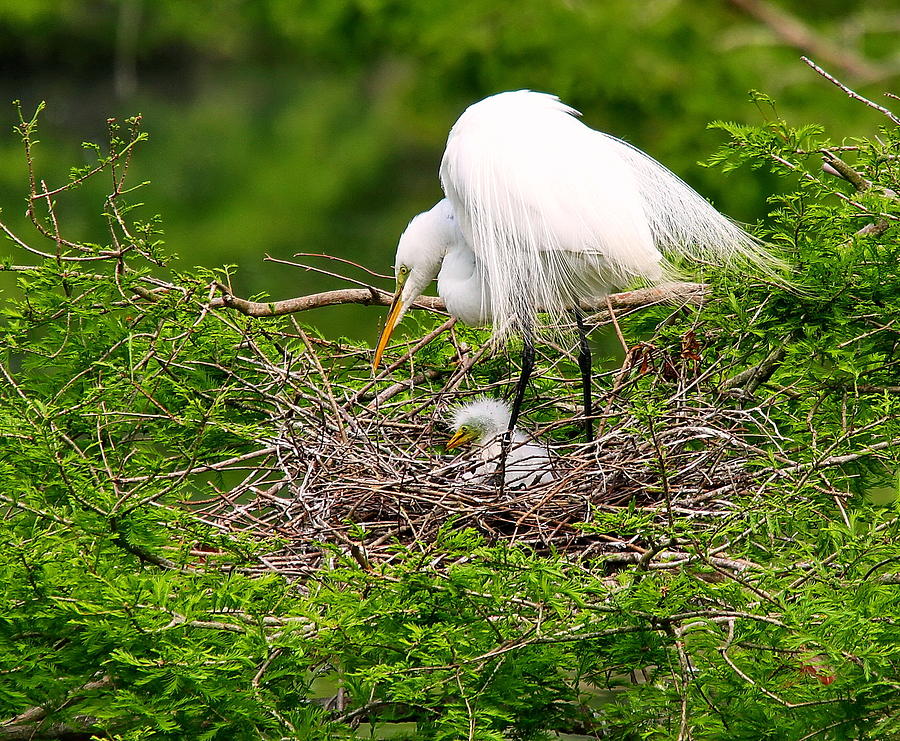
[374,200,460,368]
[446,397,511,450]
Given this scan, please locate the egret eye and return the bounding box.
[398,265,409,277]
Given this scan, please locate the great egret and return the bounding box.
[375,90,780,439]
[447,397,555,489]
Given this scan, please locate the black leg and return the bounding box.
[573,308,594,443]
[499,329,535,496]
[509,330,535,433]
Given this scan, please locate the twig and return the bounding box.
[605,295,629,354]
[800,56,900,125]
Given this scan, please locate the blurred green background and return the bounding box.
[0,0,897,341]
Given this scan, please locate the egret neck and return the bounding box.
[437,244,490,327]
[374,199,464,368]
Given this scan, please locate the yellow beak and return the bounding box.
[446,428,478,451]
[373,288,405,370]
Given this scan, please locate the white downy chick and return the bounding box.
[446,397,555,489]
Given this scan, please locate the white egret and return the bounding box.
[375,90,781,439]
[446,397,555,489]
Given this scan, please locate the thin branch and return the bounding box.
[801,56,900,125]
[719,646,837,709]
[117,446,276,485]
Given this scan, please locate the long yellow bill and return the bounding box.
[373,290,404,370]
[446,428,477,451]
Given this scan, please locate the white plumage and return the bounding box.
[374,89,780,366]
[446,397,555,489]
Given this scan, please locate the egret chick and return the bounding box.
[446,397,555,489]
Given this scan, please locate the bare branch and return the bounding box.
[801,56,900,125]
[207,283,709,320]
[721,346,786,393]
[1,676,112,740]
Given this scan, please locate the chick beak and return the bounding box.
[373,287,405,370]
[446,428,477,451]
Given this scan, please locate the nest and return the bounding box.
[190,331,779,575]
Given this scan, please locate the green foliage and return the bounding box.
[1,94,900,740]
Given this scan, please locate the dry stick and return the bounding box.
[820,152,871,193]
[594,346,639,439]
[211,286,419,316]
[39,179,68,287]
[669,622,694,741]
[266,255,397,293]
[294,320,347,444]
[787,515,900,592]
[769,151,899,222]
[855,220,890,238]
[648,421,675,530]
[0,716,111,740]
[605,295,629,354]
[292,252,393,280]
[371,368,445,406]
[404,341,495,421]
[0,218,114,262]
[29,136,144,200]
[836,318,897,349]
[796,718,864,741]
[777,436,899,476]
[117,446,277,485]
[719,642,837,709]
[512,458,595,530]
[820,149,898,212]
[348,317,457,409]
[819,154,896,234]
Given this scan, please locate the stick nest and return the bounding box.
[191,326,781,575]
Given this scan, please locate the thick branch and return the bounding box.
[721,346,787,393]
[0,719,105,740]
[820,152,870,193]
[1,677,112,740]
[208,283,708,321]
[821,151,898,202]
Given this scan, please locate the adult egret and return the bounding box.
[447,397,555,489]
[375,90,780,439]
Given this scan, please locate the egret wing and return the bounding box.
[440,90,775,337]
[441,90,662,334]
